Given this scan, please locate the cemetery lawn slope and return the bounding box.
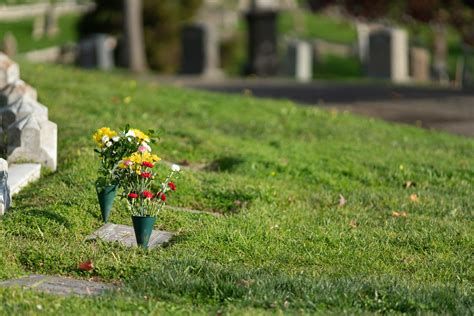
[0,63,472,314]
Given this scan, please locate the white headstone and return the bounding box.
[286,40,312,82]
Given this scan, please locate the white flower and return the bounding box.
[112,136,120,142]
[106,141,113,147]
[171,164,181,172]
[101,135,109,143]
[126,130,135,137]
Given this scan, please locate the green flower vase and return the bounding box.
[132,215,156,249]
[96,184,118,223]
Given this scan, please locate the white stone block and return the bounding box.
[0,53,20,89]
[7,114,57,171]
[0,80,37,106]
[286,40,312,82]
[0,96,48,130]
[8,163,41,196]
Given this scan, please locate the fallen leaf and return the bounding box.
[78,260,94,271]
[392,211,408,218]
[283,300,290,308]
[404,181,416,188]
[338,194,347,207]
[349,219,357,229]
[410,194,419,202]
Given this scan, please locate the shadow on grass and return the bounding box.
[204,156,244,173]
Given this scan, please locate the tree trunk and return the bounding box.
[432,22,449,83]
[123,0,147,72]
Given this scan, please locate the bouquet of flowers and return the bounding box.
[115,148,181,217]
[92,126,158,190]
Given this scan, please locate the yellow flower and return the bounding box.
[93,127,118,147]
[130,128,150,143]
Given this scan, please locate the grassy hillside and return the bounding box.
[0,63,472,314]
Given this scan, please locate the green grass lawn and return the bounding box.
[0,13,80,53]
[0,63,473,314]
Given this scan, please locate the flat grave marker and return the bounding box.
[0,274,117,296]
[86,223,173,249]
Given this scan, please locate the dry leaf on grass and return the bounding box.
[78,260,94,271]
[338,194,347,207]
[410,194,419,202]
[392,211,408,218]
[349,219,358,229]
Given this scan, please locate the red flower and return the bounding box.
[156,191,166,201]
[128,192,138,199]
[142,161,154,168]
[140,172,152,178]
[142,191,153,199]
[168,182,176,191]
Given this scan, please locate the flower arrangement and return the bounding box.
[116,150,181,217]
[92,126,158,191]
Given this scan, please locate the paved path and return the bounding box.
[180,78,474,137]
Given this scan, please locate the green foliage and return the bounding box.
[0,14,80,53]
[78,0,202,72]
[0,62,472,314]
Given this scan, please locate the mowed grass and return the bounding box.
[0,62,473,314]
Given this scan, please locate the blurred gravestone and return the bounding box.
[45,5,59,38]
[32,15,45,40]
[410,47,430,83]
[462,48,474,88]
[180,23,222,77]
[367,28,409,83]
[356,22,370,64]
[286,40,312,82]
[245,9,279,76]
[78,34,116,70]
[1,32,17,57]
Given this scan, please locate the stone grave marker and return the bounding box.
[78,34,116,70]
[1,32,17,57]
[410,47,430,83]
[286,40,312,82]
[0,275,117,296]
[0,53,57,214]
[0,159,11,215]
[86,223,173,250]
[0,53,20,88]
[367,28,409,83]
[245,9,279,76]
[180,23,222,77]
[461,47,474,88]
[32,14,45,40]
[45,5,59,38]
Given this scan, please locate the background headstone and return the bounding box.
[32,14,45,40]
[1,32,17,57]
[367,28,409,83]
[180,23,222,77]
[286,40,312,82]
[245,9,279,76]
[462,47,474,88]
[410,47,430,83]
[45,5,59,38]
[77,34,116,70]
